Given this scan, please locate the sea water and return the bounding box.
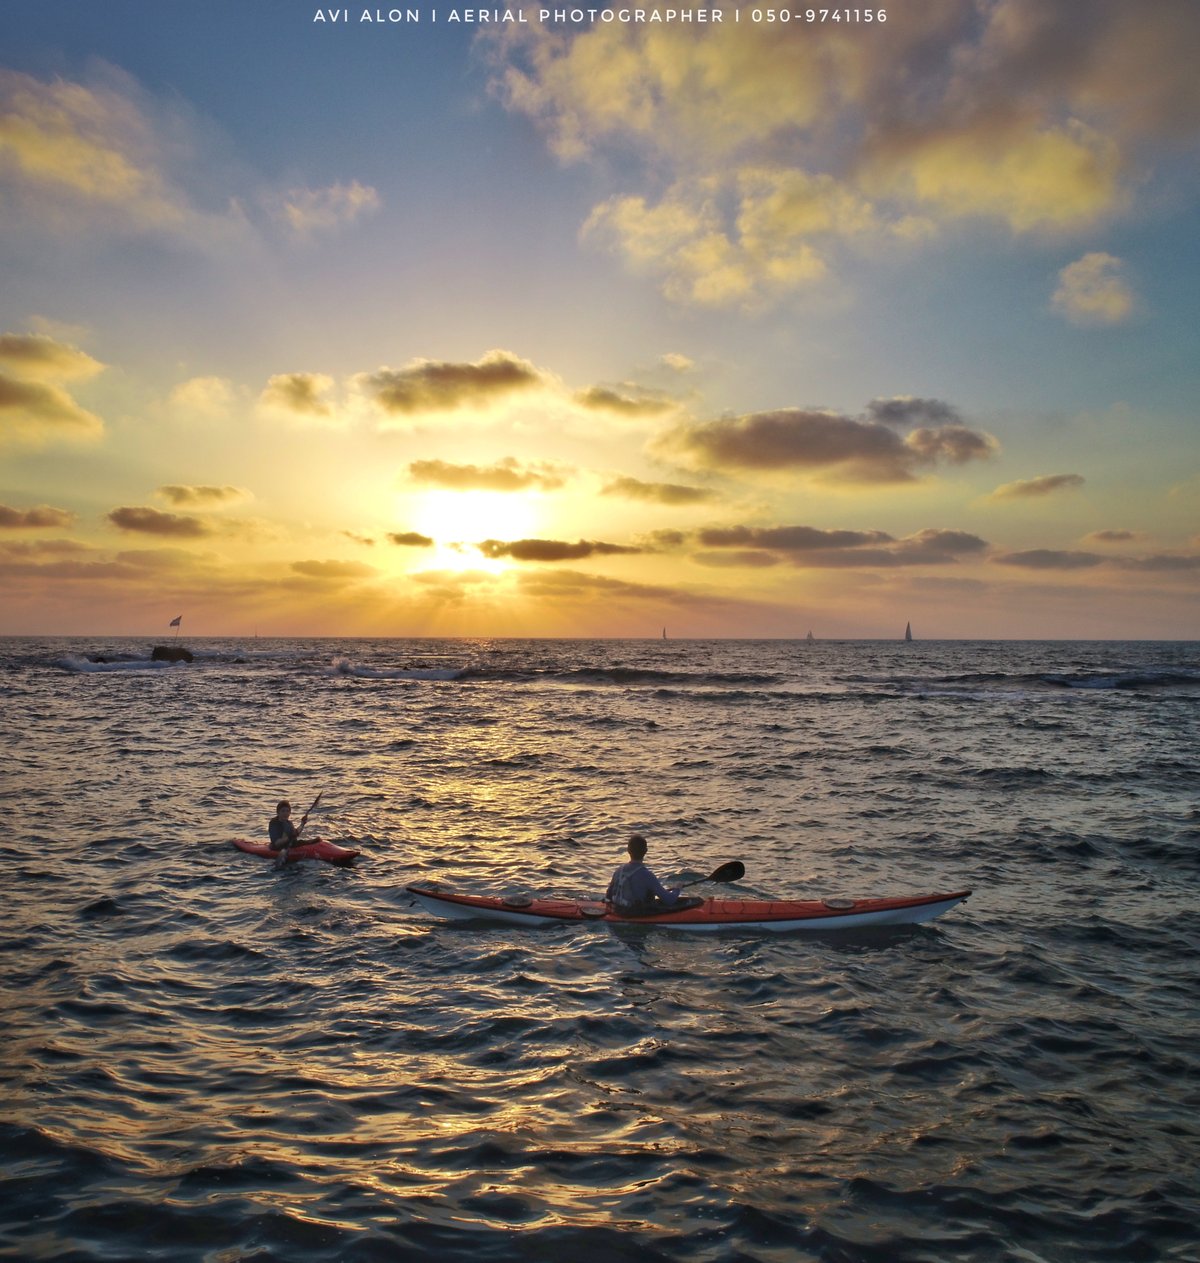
[1,637,1197,1261]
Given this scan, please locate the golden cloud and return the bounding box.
[169,376,239,416]
[0,503,76,529]
[600,476,719,505]
[478,538,644,562]
[0,330,105,445]
[694,523,988,567]
[107,506,210,538]
[865,120,1122,233]
[360,350,546,416]
[0,334,103,381]
[489,2,1197,304]
[0,69,182,225]
[0,537,90,557]
[408,457,567,492]
[157,484,250,509]
[574,385,677,418]
[261,371,336,418]
[654,405,998,484]
[289,559,377,581]
[0,374,104,443]
[990,473,1086,500]
[0,67,250,248]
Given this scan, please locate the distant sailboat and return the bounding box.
[806,630,814,642]
[904,621,913,642]
[662,627,667,640]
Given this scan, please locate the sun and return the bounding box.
[408,489,542,571]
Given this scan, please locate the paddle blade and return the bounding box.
[707,861,745,884]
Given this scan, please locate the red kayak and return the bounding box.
[406,884,971,931]
[232,837,360,866]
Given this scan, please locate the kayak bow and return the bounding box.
[405,884,971,931]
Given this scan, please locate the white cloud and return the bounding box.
[1051,252,1136,326]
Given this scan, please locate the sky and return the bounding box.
[1,0,1198,638]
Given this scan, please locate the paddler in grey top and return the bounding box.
[605,834,681,914]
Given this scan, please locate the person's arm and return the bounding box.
[645,869,681,906]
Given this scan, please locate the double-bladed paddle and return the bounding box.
[681,860,744,888]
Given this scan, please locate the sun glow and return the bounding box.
[409,489,542,571]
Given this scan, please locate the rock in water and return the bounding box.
[151,645,193,662]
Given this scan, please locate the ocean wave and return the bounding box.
[1042,667,1200,691]
[53,655,178,673]
[327,656,467,681]
[461,665,783,688]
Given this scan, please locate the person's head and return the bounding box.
[627,833,648,861]
[275,800,291,818]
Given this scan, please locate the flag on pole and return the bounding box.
[169,615,182,627]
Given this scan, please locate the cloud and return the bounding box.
[695,523,988,568]
[168,376,239,417]
[261,372,336,418]
[660,353,695,373]
[274,180,381,238]
[1051,252,1136,326]
[692,550,782,569]
[0,334,103,381]
[0,538,91,558]
[1112,554,1200,573]
[1085,529,1139,543]
[655,405,997,484]
[359,350,546,417]
[107,506,210,538]
[408,457,567,492]
[698,524,892,552]
[866,119,1123,234]
[574,384,677,417]
[115,547,213,570]
[993,546,1200,573]
[0,374,104,443]
[600,476,718,506]
[289,559,377,580]
[582,179,831,309]
[157,484,249,509]
[489,2,1198,306]
[0,67,248,246]
[864,397,963,429]
[478,538,645,562]
[644,529,688,550]
[0,68,185,229]
[0,504,76,529]
[993,549,1104,570]
[0,330,106,445]
[990,473,1086,500]
[387,531,435,547]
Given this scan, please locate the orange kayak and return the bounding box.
[232,837,359,866]
[406,884,971,931]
